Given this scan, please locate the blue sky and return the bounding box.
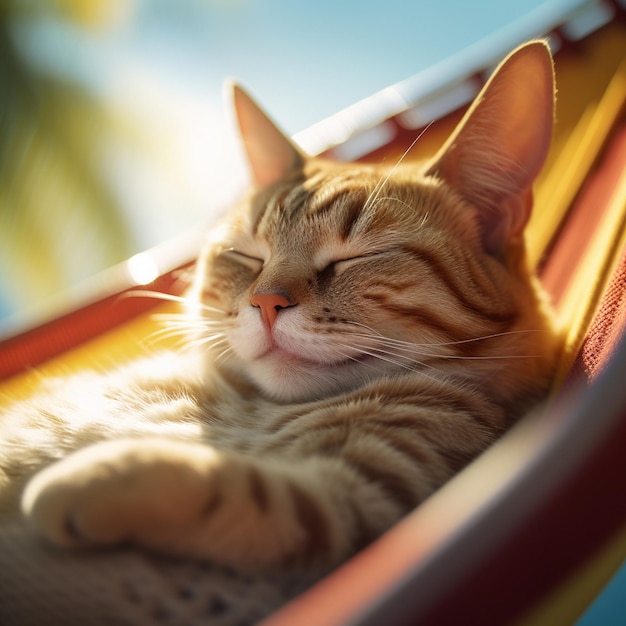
[19,0,584,133]
[125,0,566,133]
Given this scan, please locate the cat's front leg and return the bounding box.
[22,439,223,551]
[22,438,387,570]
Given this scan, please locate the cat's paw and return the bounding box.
[21,438,222,551]
[21,438,335,568]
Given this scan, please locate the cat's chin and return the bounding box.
[244,352,373,403]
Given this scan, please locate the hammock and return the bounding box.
[1,6,626,625]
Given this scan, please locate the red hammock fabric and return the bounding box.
[575,250,626,382]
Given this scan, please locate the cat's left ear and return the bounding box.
[426,40,555,257]
[229,82,306,188]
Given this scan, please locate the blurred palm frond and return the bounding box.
[0,4,136,317]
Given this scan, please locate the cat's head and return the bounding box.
[190,41,558,405]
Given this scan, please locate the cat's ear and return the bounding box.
[229,82,306,188]
[426,40,555,257]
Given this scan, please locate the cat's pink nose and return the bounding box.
[251,293,291,330]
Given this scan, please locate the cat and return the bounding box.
[0,40,559,575]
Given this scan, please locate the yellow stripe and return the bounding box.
[528,60,626,268]
[0,302,180,404]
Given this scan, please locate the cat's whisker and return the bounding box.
[339,341,445,386]
[152,313,217,324]
[333,346,398,377]
[151,310,232,330]
[331,346,365,365]
[148,325,194,338]
[340,320,385,337]
[147,322,220,341]
[122,290,188,305]
[214,344,234,364]
[151,318,230,335]
[186,333,229,350]
[368,196,415,213]
[141,331,190,350]
[345,334,544,363]
[345,328,545,349]
[353,342,432,364]
[348,342,444,374]
[144,310,231,351]
[424,329,546,348]
[406,353,545,361]
[153,308,231,320]
[124,290,228,317]
[334,327,549,365]
[176,338,226,355]
[340,333,450,361]
[351,336,456,361]
[145,328,197,346]
[336,342,421,372]
[364,121,434,211]
[146,327,188,341]
[150,316,199,329]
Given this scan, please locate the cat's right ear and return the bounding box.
[425,41,555,258]
[229,82,305,188]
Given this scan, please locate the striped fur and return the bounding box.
[1,42,560,574]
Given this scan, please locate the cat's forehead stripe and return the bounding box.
[339,198,364,241]
[299,171,373,237]
[253,173,364,223]
[250,184,302,236]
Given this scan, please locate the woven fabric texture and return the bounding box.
[0,522,316,626]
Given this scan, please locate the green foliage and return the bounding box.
[0,7,134,315]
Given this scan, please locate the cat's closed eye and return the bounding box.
[322,251,389,276]
[222,248,264,273]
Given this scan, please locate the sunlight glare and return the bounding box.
[126,252,159,285]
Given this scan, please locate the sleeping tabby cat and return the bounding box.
[0,41,559,574]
